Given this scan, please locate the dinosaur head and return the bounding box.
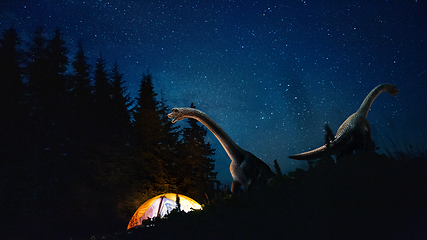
[168,108,187,123]
[386,84,399,97]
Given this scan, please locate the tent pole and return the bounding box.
[157,196,165,218]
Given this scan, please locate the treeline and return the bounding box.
[0,26,219,239]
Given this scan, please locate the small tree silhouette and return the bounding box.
[175,194,181,212]
[324,123,335,148]
[273,159,283,177]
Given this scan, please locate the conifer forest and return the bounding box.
[0,26,218,239]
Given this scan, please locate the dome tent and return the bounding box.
[127,193,202,229]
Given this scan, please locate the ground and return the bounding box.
[92,151,427,240]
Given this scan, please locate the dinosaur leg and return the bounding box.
[231,180,242,193]
[363,130,376,152]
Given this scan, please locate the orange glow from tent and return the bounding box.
[127,193,202,229]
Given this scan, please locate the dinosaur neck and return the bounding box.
[356,84,390,118]
[184,109,245,163]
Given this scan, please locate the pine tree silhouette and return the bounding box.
[110,61,133,146]
[0,27,26,160]
[178,103,218,202]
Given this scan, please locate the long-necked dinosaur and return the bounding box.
[289,83,399,160]
[168,107,276,193]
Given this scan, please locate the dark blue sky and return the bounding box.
[1,0,426,184]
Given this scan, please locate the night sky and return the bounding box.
[1,0,426,185]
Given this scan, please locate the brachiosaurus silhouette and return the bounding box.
[289,83,399,160]
[168,107,276,193]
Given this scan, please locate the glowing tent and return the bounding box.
[127,193,202,229]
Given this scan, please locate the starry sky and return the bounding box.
[1,0,426,185]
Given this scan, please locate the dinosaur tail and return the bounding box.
[288,144,328,160]
[289,135,347,160]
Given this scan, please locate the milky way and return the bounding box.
[1,0,426,184]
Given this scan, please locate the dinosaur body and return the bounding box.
[289,83,399,160]
[168,107,276,193]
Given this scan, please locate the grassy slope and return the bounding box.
[103,151,427,240]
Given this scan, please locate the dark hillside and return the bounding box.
[112,151,427,240]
